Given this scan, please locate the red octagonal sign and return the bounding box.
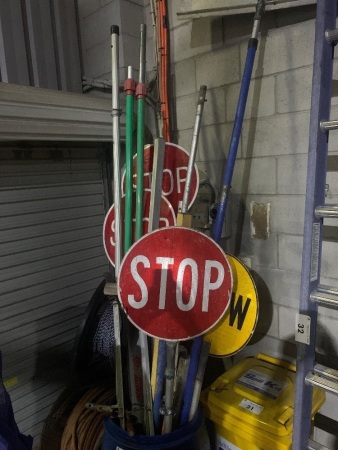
[118,227,233,341]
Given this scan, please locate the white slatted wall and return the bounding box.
[0,144,109,445]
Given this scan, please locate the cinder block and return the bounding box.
[316,317,338,360]
[120,1,145,39]
[196,45,240,89]
[278,306,298,340]
[270,195,305,235]
[175,94,200,131]
[172,59,196,97]
[256,267,301,308]
[277,154,308,195]
[190,17,223,49]
[81,2,120,50]
[241,111,310,158]
[278,234,303,272]
[84,43,105,79]
[254,303,279,339]
[226,76,275,121]
[169,0,194,30]
[195,159,224,191]
[328,119,338,152]
[240,19,315,78]
[238,157,277,195]
[175,89,226,131]
[321,240,338,280]
[276,66,313,114]
[332,59,338,107]
[232,334,296,365]
[170,21,224,64]
[197,123,236,162]
[201,87,226,126]
[240,231,278,268]
[122,34,141,70]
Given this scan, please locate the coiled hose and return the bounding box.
[60,383,115,450]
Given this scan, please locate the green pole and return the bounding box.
[124,66,136,253]
[135,24,147,241]
[135,95,146,240]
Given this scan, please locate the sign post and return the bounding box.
[118,227,233,341]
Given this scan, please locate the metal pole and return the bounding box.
[181,85,207,214]
[124,66,136,253]
[134,24,154,436]
[162,341,177,433]
[135,24,147,241]
[111,24,125,429]
[179,337,202,426]
[111,25,122,274]
[212,0,265,244]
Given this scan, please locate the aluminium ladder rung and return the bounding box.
[315,205,338,218]
[320,119,338,132]
[308,439,331,450]
[305,371,338,395]
[310,287,338,308]
[314,364,338,381]
[325,28,338,44]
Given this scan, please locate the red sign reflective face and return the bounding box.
[121,143,199,214]
[118,227,233,341]
[103,191,176,267]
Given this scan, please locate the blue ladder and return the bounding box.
[292,1,338,449]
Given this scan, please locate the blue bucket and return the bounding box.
[102,407,206,450]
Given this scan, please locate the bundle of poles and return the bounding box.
[109,0,265,436]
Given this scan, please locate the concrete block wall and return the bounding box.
[166,4,338,361]
[77,1,338,445]
[166,5,338,446]
[77,0,145,82]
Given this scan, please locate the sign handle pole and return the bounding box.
[111,24,125,430]
[176,86,208,426]
[181,85,207,214]
[148,137,167,433]
[134,24,154,436]
[162,341,177,433]
[124,65,136,252]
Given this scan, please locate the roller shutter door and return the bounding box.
[0,144,109,444]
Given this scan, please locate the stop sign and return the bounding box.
[121,143,199,214]
[118,227,233,341]
[103,191,176,267]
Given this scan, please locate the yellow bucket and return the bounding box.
[201,353,325,450]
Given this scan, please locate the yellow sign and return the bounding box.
[204,254,258,357]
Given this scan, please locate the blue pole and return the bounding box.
[153,340,167,433]
[212,40,257,244]
[180,0,264,428]
[179,336,202,426]
[212,0,265,244]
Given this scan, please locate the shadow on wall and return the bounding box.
[246,269,273,347]
[316,321,338,371]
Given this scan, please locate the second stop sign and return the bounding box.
[118,227,233,341]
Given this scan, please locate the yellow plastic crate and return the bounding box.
[201,353,325,450]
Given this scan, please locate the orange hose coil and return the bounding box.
[60,384,115,450]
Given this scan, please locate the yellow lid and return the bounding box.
[202,354,325,438]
